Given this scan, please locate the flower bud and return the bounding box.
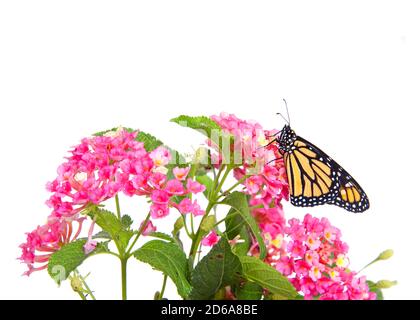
[378,249,394,261]
[376,280,397,289]
[173,216,184,234]
[154,291,160,300]
[70,276,84,293]
[200,215,216,233]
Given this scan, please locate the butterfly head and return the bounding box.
[276,125,296,152]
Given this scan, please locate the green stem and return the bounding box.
[106,251,121,258]
[217,175,248,200]
[189,230,203,263]
[181,214,193,238]
[119,211,152,300]
[188,161,199,180]
[190,212,195,235]
[211,167,217,182]
[197,243,203,261]
[126,212,151,257]
[115,194,122,220]
[189,166,232,262]
[74,269,96,300]
[93,206,124,256]
[358,259,379,273]
[120,258,128,300]
[158,274,168,300]
[211,165,226,199]
[213,166,231,197]
[188,202,211,259]
[212,210,241,228]
[77,291,87,300]
[214,164,226,181]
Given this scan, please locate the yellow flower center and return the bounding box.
[336,254,348,268]
[257,134,268,146]
[271,237,282,249]
[313,267,321,277]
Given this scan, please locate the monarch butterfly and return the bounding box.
[271,100,369,213]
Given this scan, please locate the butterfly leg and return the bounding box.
[266,157,283,165]
[267,131,282,137]
[263,138,278,147]
[257,138,278,150]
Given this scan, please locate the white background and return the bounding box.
[0,1,418,300]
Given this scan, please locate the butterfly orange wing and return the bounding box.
[283,137,369,213]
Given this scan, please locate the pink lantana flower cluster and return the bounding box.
[45,129,154,218]
[276,214,375,300]
[211,113,375,300]
[211,113,289,255]
[19,128,205,275]
[19,217,85,275]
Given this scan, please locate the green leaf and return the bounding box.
[235,282,263,300]
[47,239,109,284]
[95,241,111,253]
[367,280,384,300]
[172,216,184,250]
[173,216,184,235]
[196,175,214,199]
[121,214,133,230]
[232,226,252,256]
[134,130,186,167]
[88,208,134,251]
[225,208,245,240]
[199,215,216,233]
[148,232,174,242]
[93,127,162,152]
[92,230,112,240]
[225,209,252,256]
[189,237,242,300]
[170,115,233,157]
[170,115,221,141]
[220,191,266,259]
[134,131,164,152]
[238,255,298,299]
[133,240,191,298]
[267,293,290,300]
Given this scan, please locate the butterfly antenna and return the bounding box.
[275,112,289,124]
[283,98,291,125]
[276,98,290,125]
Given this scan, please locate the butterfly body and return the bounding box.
[275,125,369,213]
